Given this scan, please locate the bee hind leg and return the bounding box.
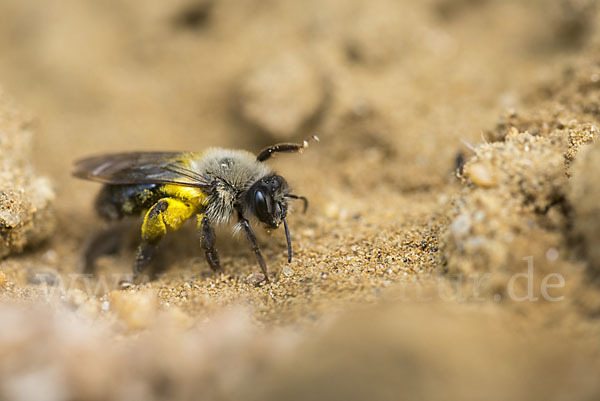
[198,214,221,271]
[134,198,195,281]
[134,242,159,279]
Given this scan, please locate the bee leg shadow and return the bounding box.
[81,223,128,274]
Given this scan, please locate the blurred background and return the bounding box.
[1,0,592,193]
[1,0,600,400]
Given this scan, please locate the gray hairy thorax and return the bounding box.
[194,148,271,225]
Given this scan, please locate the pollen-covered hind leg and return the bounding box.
[134,197,196,278]
[198,215,221,271]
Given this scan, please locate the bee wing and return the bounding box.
[73,152,212,188]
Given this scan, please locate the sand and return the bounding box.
[0,0,600,400]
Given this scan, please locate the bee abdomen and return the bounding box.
[95,184,161,221]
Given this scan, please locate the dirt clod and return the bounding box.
[0,90,55,258]
[110,290,158,330]
[236,53,326,139]
[570,141,600,276]
[443,130,569,275]
[246,272,266,287]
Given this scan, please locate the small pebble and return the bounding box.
[325,203,340,219]
[110,290,157,330]
[119,280,134,290]
[465,163,497,187]
[78,299,100,318]
[65,289,87,308]
[450,213,472,238]
[42,249,58,264]
[27,268,61,286]
[237,53,325,139]
[247,272,266,287]
[546,248,559,262]
[163,306,193,329]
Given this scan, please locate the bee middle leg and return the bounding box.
[197,214,221,271]
[135,198,195,279]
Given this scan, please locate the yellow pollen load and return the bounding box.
[140,185,208,243]
[162,184,208,207]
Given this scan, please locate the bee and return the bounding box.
[73,137,317,283]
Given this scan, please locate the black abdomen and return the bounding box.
[95,184,163,220]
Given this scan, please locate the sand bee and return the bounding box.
[73,138,316,283]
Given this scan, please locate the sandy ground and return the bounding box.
[1,0,600,400]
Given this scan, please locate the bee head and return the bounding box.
[246,174,289,229]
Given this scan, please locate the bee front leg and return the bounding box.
[197,214,221,271]
[237,212,270,283]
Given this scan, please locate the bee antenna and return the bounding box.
[302,135,319,149]
[282,216,292,263]
[285,194,308,213]
[257,135,320,162]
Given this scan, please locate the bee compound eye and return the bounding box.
[254,190,271,222]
